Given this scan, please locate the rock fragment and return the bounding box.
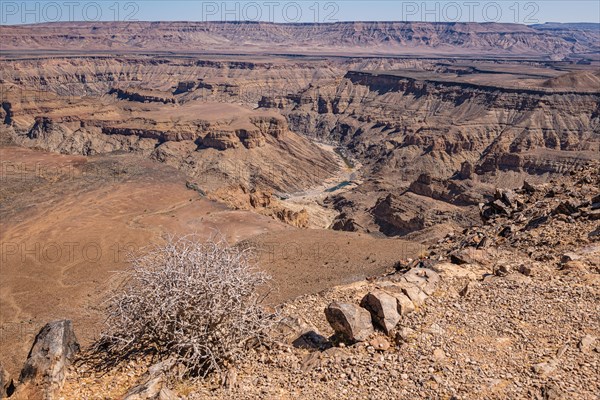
[394,327,416,344]
[272,315,327,349]
[500,189,518,209]
[517,265,532,276]
[541,383,563,400]
[494,265,509,277]
[532,359,559,376]
[124,359,179,400]
[432,348,446,362]
[394,292,416,315]
[588,209,600,220]
[522,181,536,194]
[560,252,581,263]
[369,336,391,352]
[553,201,578,216]
[578,335,596,353]
[449,249,490,266]
[491,199,512,216]
[498,225,513,238]
[123,377,179,400]
[525,215,549,230]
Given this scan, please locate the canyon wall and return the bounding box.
[1,21,599,58]
[276,70,600,180]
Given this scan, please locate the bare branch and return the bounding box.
[95,234,275,380]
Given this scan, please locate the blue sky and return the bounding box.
[2,1,599,25]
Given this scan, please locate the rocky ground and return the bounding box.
[8,161,589,400]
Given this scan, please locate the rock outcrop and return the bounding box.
[0,362,14,399]
[17,320,80,398]
[109,88,176,104]
[325,266,440,342]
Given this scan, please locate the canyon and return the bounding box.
[0,20,598,399]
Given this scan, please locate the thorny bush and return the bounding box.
[98,234,274,380]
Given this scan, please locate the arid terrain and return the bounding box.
[0,21,599,399]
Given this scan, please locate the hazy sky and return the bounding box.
[2,1,599,25]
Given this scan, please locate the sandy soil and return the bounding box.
[0,147,285,374]
[0,146,422,376]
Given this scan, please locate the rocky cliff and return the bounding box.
[277,70,599,178]
[258,68,600,235]
[1,47,598,237]
[2,21,599,58]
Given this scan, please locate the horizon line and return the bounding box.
[3,20,599,26]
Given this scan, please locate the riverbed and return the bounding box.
[277,142,362,229]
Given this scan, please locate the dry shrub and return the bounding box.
[98,234,274,379]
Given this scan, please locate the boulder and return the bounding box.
[325,302,374,342]
[360,291,402,334]
[19,320,80,395]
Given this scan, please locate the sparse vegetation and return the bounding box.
[98,234,274,380]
